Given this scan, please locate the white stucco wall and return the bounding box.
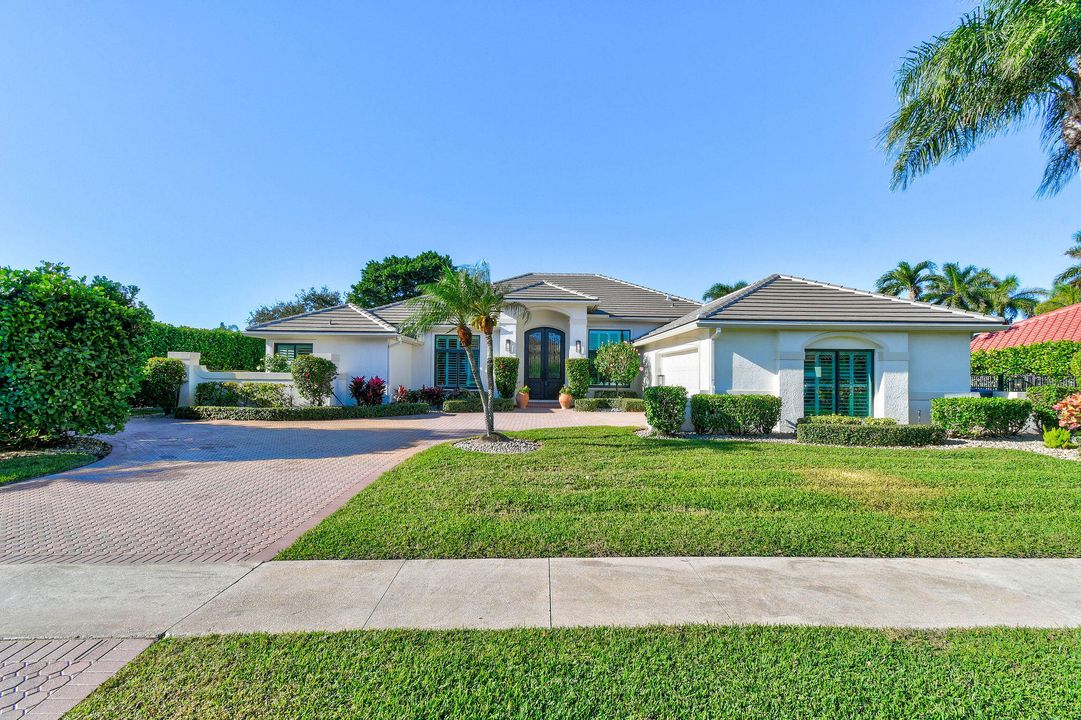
[907,332,974,424]
[257,335,394,405]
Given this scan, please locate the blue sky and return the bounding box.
[1,1,1077,328]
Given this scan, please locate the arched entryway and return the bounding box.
[524,327,566,400]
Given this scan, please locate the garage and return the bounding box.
[657,348,700,394]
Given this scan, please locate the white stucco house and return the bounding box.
[239,271,1005,427]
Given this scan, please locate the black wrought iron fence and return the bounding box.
[970,374,1078,392]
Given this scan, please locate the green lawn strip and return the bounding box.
[278,426,1081,559]
[0,452,96,486]
[69,626,1081,719]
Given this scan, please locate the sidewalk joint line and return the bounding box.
[362,559,407,629]
[547,558,553,629]
[162,562,263,637]
[686,558,735,624]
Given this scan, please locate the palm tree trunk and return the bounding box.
[484,330,496,438]
[460,334,491,435]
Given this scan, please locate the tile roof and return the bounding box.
[504,280,598,302]
[970,303,1081,351]
[245,304,397,334]
[638,274,1007,341]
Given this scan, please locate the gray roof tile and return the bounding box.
[246,304,396,334]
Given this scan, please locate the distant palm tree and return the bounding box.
[986,274,1045,322]
[874,260,937,301]
[702,281,748,302]
[924,263,997,312]
[883,0,1081,196]
[1036,283,1081,314]
[1053,231,1081,288]
[401,266,527,441]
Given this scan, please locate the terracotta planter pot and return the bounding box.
[516,392,529,409]
[558,393,574,409]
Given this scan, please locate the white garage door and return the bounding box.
[660,349,700,394]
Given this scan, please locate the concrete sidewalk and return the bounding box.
[3,557,1081,638]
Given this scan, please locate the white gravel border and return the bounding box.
[454,437,541,454]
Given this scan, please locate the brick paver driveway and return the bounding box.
[0,409,643,565]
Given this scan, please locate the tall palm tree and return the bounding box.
[1036,282,1081,313]
[1053,231,1081,288]
[702,281,748,302]
[874,260,937,301]
[401,266,527,441]
[986,274,1046,321]
[924,263,998,312]
[883,0,1081,196]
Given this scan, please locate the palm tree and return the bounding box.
[986,274,1046,322]
[1053,231,1081,288]
[883,0,1081,196]
[874,260,937,301]
[924,263,997,312]
[1036,283,1081,313]
[401,266,527,441]
[702,281,748,302]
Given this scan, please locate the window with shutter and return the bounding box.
[273,343,313,361]
[803,350,872,417]
[435,335,480,389]
[588,329,631,385]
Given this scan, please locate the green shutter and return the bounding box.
[588,329,631,386]
[435,335,480,389]
[804,350,872,417]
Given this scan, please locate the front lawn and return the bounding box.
[280,426,1081,559]
[69,626,1081,719]
[0,452,96,487]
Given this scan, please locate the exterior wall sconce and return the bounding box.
[505,338,512,354]
[575,340,582,354]
[657,374,665,386]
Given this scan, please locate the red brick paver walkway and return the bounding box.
[0,638,151,719]
[0,409,642,565]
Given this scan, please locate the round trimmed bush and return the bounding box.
[643,386,687,435]
[594,342,641,387]
[291,355,338,406]
[930,397,1032,438]
[565,358,591,398]
[494,357,519,398]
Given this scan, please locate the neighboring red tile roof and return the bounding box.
[970,303,1081,351]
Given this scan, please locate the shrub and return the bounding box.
[141,357,187,414]
[349,376,386,406]
[930,397,1032,438]
[441,397,515,413]
[618,398,645,412]
[1053,393,1081,431]
[643,386,687,435]
[259,354,291,373]
[690,394,782,435]
[493,357,519,398]
[291,355,338,406]
[195,381,241,406]
[573,398,603,411]
[194,381,291,408]
[1,263,151,445]
[796,422,946,447]
[1026,384,1077,429]
[1043,427,1076,449]
[593,389,639,399]
[573,397,646,412]
[1073,350,1081,379]
[174,403,431,421]
[142,321,264,371]
[970,340,1081,377]
[593,341,641,387]
[565,358,591,397]
[804,415,897,427]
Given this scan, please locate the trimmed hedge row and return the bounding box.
[174,403,431,421]
[803,415,897,427]
[592,389,639,399]
[194,381,292,408]
[573,397,646,412]
[441,398,516,413]
[796,422,946,447]
[643,386,687,435]
[970,340,1081,377]
[565,358,591,397]
[690,394,781,435]
[930,397,1032,438]
[142,321,265,371]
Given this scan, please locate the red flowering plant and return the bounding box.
[348,376,386,406]
[1053,393,1081,433]
[392,384,410,403]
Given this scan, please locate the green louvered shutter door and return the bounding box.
[836,350,872,417]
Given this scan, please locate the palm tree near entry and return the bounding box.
[874,260,937,301]
[401,266,528,441]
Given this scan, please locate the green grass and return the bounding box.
[280,426,1081,559]
[0,452,96,486]
[69,626,1081,719]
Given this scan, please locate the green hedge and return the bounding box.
[174,403,430,421]
[971,340,1081,377]
[194,381,292,408]
[930,397,1032,438]
[566,358,591,397]
[493,357,519,398]
[1026,384,1078,430]
[643,386,687,435]
[441,397,515,413]
[690,394,782,435]
[142,321,265,372]
[804,415,898,427]
[796,422,946,447]
[573,397,645,412]
[593,389,639,399]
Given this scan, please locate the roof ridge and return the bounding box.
[697,275,780,320]
[538,279,598,299]
[245,303,359,330]
[1010,302,1081,324]
[777,274,1006,324]
[588,273,701,306]
[349,304,397,331]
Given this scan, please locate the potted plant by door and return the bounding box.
[558,385,574,409]
[516,385,530,409]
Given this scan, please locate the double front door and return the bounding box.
[524,327,566,400]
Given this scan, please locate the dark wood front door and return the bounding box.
[524,327,565,400]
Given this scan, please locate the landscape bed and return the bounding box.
[279,425,1081,560]
[69,626,1081,719]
